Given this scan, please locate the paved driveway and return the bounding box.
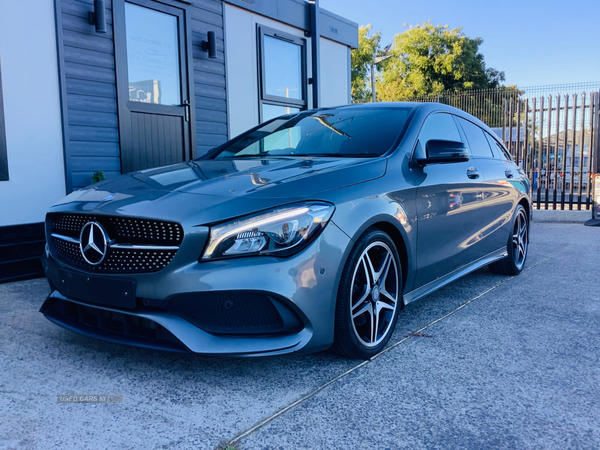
[0,222,598,449]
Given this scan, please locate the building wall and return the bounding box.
[56,0,228,190]
[224,4,312,138]
[319,37,350,107]
[224,4,352,139]
[0,0,66,226]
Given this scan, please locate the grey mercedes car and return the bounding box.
[41,102,530,359]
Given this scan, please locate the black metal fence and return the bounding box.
[409,82,600,210]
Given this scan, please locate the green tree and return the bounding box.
[351,25,381,103]
[376,21,505,101]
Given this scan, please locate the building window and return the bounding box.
[258,26,307,123]
[0,59,8,181]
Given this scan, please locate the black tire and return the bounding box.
[333,228,403,359]
[489,204,529,275]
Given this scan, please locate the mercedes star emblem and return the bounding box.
[79,222,109,265]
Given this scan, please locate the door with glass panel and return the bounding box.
[114,0,194,173]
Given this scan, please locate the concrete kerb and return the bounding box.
[532,209,591,223]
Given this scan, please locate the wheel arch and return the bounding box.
[337,214,413,293]
[518,197,531,241]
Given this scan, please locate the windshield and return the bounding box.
[206,107,412,159]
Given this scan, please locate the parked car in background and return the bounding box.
[41,103,531,359]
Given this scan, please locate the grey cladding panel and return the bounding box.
[70,141,120,157]
[64,62,116,84]
[66,79,117,98]
[63,29,115,54]
[58,0,121,190]
[69,126,119,143]
[71,156,122,171]
[190,0,228,155]
[195,95,226,111]
[61,11,115,39]
[61,1,114,23]
[63,46,115,69]
[67,94,118,114]
[68,110,118,128]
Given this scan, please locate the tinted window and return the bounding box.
[209,108,412,159]
[415,113,462,159]
[484,132,512,161]
[457,118,494,158]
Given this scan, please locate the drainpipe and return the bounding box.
[309,0,320,109]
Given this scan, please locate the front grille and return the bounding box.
[167,291,303,336]
[47,213,183,273]
[48,213,183,245]
[41,297,187,352]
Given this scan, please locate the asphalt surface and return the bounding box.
[0,222,598,450]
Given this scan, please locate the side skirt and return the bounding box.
[403,247,508,306]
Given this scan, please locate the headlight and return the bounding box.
[201,202,335,260]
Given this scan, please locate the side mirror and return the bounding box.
[416,140,469,165]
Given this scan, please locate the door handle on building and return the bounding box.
[182,100,190,122]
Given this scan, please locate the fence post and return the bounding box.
[586,92,600,225]
[502,98,507,144]
[516,99,522,166]
[561,94,569,210]
[596,91,600,175]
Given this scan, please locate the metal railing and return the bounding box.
[409,83,600,210]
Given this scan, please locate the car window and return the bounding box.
[456,117,494,158]
[484,132,512,161]
[208,108,412,159]
[414,113,463,159]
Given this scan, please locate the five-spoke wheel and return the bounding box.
[334,228,402,359]
[490,204,529,275]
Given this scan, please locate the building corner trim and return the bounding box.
[310,0,320,109]
[53,0,73,193]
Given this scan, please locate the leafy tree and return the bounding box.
[376,21,505,101]
[351,25,381,103]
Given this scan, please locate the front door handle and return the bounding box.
[466,167,480,179]
[181,100,190,122]
[505,169,514,179]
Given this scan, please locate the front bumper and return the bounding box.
[40,222,351,356]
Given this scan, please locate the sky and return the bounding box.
[319,0,600,88]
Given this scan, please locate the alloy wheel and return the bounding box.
[512,208,528,270]
[349,241,399,348]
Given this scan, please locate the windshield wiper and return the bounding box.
[268,153,379,158]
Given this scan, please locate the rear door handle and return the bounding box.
[466,167,480,179]
[505,169,514,179]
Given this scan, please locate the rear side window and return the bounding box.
[484,132,512,161]
[456,117,494,158]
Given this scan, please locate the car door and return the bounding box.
[482,129,524,251]
[412,113,487,288]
